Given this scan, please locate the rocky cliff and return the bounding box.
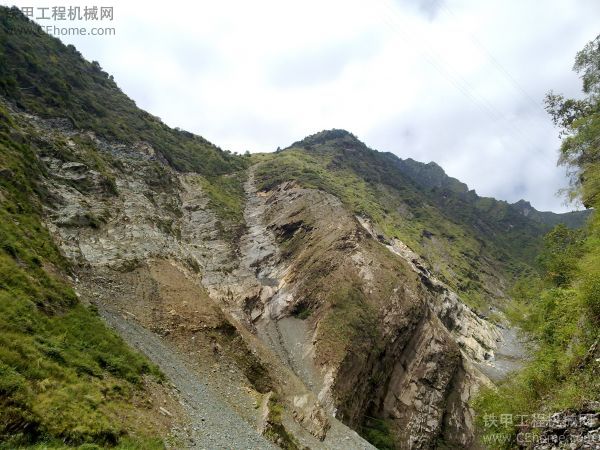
[0,8,589,449]
[2,97,517,449]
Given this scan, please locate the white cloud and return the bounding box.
[7,0,599,211]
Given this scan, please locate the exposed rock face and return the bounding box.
[358,217,503,363]
[519,403,600,450]
[239,182,503,448]
[11,102,515,449]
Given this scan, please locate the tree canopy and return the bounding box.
[546,34,600,208]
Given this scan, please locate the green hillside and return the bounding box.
[0,7,246,176]
[0,7,227,447]
[474,35,600,449]
[0,101,164,447]
[252,129,585,310]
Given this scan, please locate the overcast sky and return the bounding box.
[7,0,600,212]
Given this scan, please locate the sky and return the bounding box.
[5,0,599,212]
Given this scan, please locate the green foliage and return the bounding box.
[546,35,600,207]
[0,103,162,447]
[579,212,600,324]
[196,172,247,241]
[542,32,600,324]
[263,394,301,450]
[293,305,312,320]
[1,436,165,449]
[537,224,585,287]
[574,35,600,96]
[0,7,246,177]
[474,275,597,448]
[475,223,598,449]
[361,418,396,450]
[318,282,379,361]
[475,35,600,449]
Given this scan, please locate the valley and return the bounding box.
[0,7,598,450]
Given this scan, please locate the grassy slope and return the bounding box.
[474,215,599,449]
[196,170,248,241]
[0,7,247,177]
[0,103,165,448]
[0,6,251,448]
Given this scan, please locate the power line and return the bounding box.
[373,0,554,158]
[438,1,549,117]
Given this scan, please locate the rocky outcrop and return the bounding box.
[9,100,518,449]
[518,403,600,450]
[6,103,370,448]
[357,216,503,363]
[236,181,506,448]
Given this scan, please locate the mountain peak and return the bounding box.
[396,157,470,194]
[307,128,355,140]
[514,199,533,209]
[288,128,366,150]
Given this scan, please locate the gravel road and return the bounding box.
[100,306,276,450]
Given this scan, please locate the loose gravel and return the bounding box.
[100,306,276,450]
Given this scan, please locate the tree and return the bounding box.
[537,224,584,287]
[545,35,600,208]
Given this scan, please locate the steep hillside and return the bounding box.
[0,7,245,176]
[0,6,254,448]
[254,130,585,311]
[0,89,171,448]
[1,6,595,450]
[474,35,600,450]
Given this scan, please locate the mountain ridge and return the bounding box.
[0,7,596,449]
[287,128,590,227]
[260,128,588,312]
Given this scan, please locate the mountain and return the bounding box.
[394,157,591,229]
[0,7,595,450]
[265,129,588,309]
[392,158,470,194]
[511,199,591,228]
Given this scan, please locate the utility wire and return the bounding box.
[374,0,554,158]
[438,1,549,117]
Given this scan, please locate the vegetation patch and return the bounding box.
[361,417,396,450]
[263,393,301,450]
[196,172,247,241]
[317,281,380,363]
[0,101,164,447]
[474,36,600,449]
